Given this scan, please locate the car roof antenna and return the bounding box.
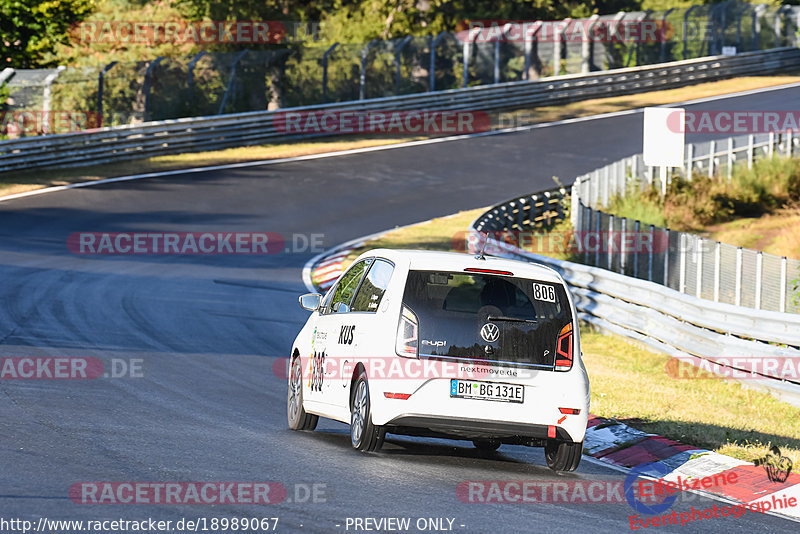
[476,232,489,260]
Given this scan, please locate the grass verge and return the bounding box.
[327,208,800,465]
[3,73,800,199]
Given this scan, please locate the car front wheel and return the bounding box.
[287,356,318,431]
[350,374,384,452]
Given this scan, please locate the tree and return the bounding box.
[0,0,94,67]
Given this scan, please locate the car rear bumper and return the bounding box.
[385,414,576,442]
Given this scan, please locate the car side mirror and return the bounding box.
[299,293,322,312]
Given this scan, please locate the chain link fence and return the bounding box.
[2,1,799,136]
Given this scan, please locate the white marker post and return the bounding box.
[643,107,685,195]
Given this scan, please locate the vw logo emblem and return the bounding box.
[480,323,500,343]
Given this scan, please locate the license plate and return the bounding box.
[450,379,524,403]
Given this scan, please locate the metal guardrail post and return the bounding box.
[97,61,118,126]
[42,66,66,134]
[768,131,774,157]
[322,43,339,103]
[429,32,448,92]
[685,143,693,180]
[218,50,248,115]
[620,217,627,274]
[187,51,207,114]
[394,36,412,93]
[143,57,165,122]
[359,40,378,100]
[747,134,754,168]
[607,214,614,271]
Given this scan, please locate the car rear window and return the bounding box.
[402,270,573,368]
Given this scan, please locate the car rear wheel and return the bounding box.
[287,356,318,431]
[472,439,501,452]
[350,374,384,452]
[545,439,583,472]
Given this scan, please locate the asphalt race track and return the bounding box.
[2,85,800,533]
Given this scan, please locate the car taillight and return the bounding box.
[554,323,573,371]
[396,306,419,358]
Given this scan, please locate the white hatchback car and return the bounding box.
[288,249,589,471]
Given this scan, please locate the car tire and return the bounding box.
[544,439,583,472]
[350,373,383,452]
[472,439,501,452]
[287,356,318,431]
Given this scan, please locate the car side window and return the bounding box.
[327,259,371,314]
[351,259,394,312]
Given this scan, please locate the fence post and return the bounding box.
[768,131,774,157]
[735,247,743,306]
[392,36,412,94]
[322,43,339,103]
[608,215,615,271]
[217,50,248,115]
[695,236,703,298]
[603,166,610,206]
[620,217,627,274]
[685,143,693,180]
[708,139,715,178]
[461,31,475,88]
[683,5,699,60]
[187,51,207,114]
[42,66,66,134]
[755,251,763,310]
[780,256,787,313]
[679,233,687,293]
[663,229,670,286]
[581,15,600,73]
[143,56,165,122]
[660,8,676,62]
[647,224,654,282]
[714,241,721,302]
[594,210,601,267]
[727,137,734,181]
[747,134,754,169]
[359,40,378,100]
[584,205,591,264]
[429,31,448,91]
[787,129,793,157]
[633,219,639,278]
[97,61,118,126]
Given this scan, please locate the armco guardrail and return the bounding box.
[570,131,800,313]
[2,47,800,172]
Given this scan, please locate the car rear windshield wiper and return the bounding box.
[487,315,538,323]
